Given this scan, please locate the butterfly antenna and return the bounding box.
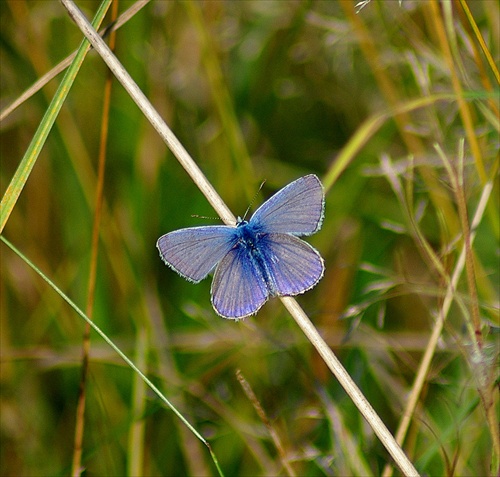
[191,214,221,221]
[242,180,266,220]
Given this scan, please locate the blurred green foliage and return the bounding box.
[1,1,498,476]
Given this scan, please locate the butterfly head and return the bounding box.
[236,217,248,227]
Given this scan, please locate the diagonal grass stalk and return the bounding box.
[60,0,420,474]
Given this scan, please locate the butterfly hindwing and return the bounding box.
[250,174,324,236]
[157,226,238,283]
[211,244,269,319]
[258,233,325,296]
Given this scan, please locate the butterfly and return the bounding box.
[157,174,325,319]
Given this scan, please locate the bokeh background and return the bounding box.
[1,1,498,476]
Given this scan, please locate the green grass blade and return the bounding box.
[0,0,112,233]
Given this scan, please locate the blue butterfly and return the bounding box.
[157,174,325,319]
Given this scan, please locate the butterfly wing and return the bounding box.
[258,233,324,296]
[211,244,269,319]
[157,226,238,283]
[250,174,324,236]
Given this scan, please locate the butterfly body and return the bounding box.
[232,220,278,295]
[157,174,325,319]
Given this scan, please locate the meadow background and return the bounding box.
[1,0,498,476]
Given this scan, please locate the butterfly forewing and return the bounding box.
[259,233,324,296]
[211,245,269,319]
[250,174,324,236]
[157,226,238,283]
